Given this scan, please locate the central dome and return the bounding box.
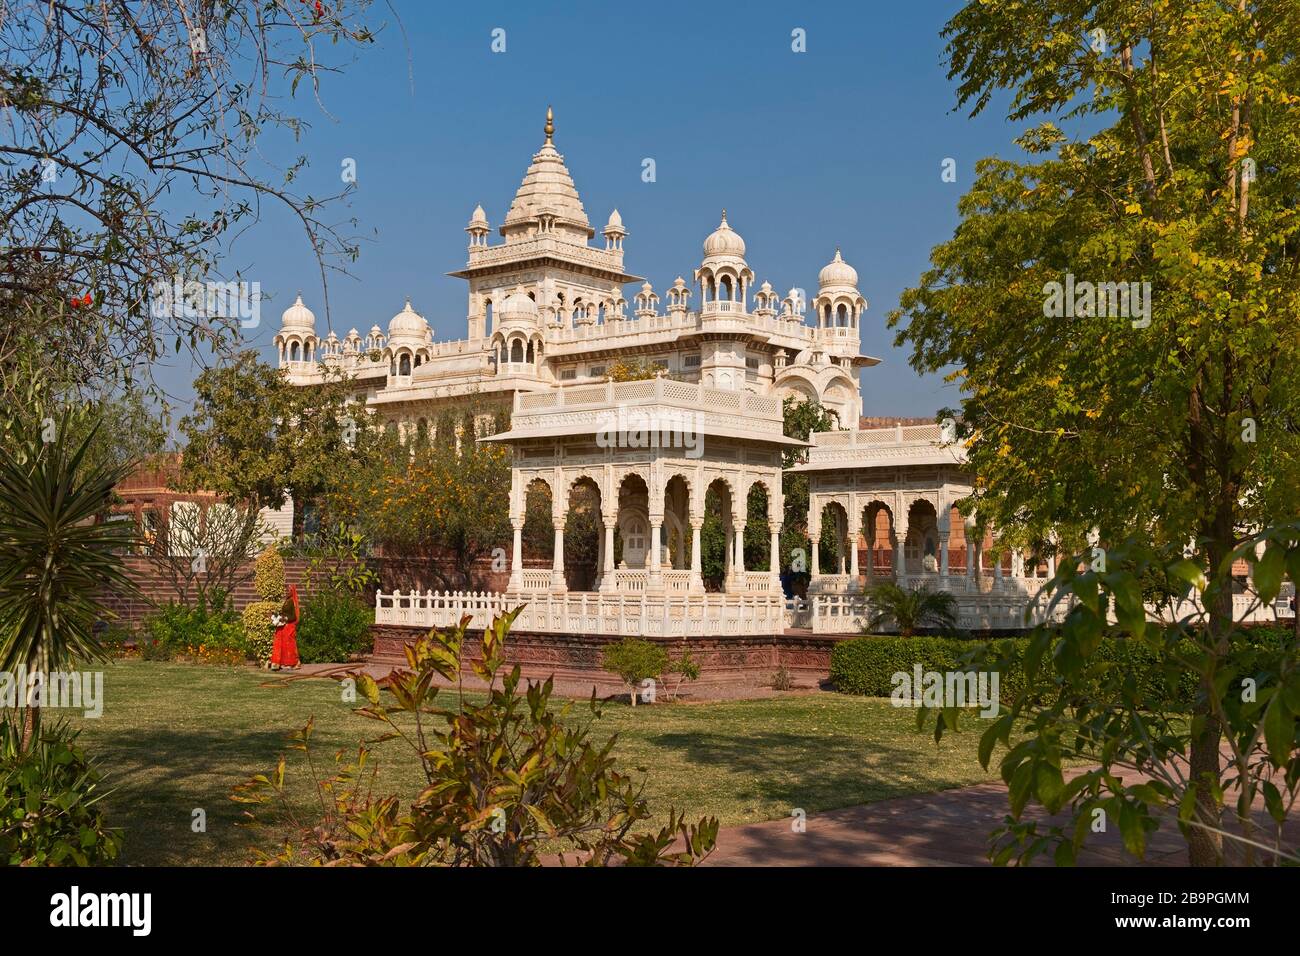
[702,210,746,259]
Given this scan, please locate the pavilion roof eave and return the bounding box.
[480,426,808,447]
[788,451,966,472]
[446,257,644,285]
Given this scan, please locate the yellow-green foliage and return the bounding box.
[241,600,278,664]
[254,547,286,603]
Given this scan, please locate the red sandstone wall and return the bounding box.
[101,551,532,629]
[100,555,340,628]
[369,625,841,696]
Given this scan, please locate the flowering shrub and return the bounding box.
[145,602,249,662]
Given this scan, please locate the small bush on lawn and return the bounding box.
[145,602,249,663]
[601,638,669,705]
[296,590,373,664]
[241,601,278,665]
[0,719,121,866]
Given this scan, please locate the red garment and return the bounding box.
[271,585,300,668]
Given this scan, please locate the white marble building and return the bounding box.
[274,108,874,435]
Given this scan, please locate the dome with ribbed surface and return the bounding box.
[498,288,539,322]
[702,210,746,260]
[280,293,315,330]
[387,299,428,340]
[818,249,859,289]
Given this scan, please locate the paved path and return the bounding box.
[699,765,1300,866]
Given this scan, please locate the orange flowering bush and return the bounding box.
[324,408,512,587]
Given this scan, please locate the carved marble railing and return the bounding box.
[375,590,787,638]
[807,584,1290,635]
[510,375,784,434]
[519,569,553,590]
[809,589,1066,635]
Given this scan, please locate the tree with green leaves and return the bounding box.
[179,351,358,535]
[323,404,513,588]
[781,397,840,577]
[0,1,381,401]
[864,582,959,637]
[0,410,138,750]
[892,0,1300,865]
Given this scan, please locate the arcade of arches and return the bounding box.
[507,455,784,595]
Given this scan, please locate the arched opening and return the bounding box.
[289,341,301,362]
[699,478,735,590]
[510,339,524,363]
[662,475,692,571]
[719,275,733,301]
[484,299,493,328]
[862,501,895,580]
[905,500,940,576]
[565,477,603,590]
[525,341,534,364]
[836,303,849,327]
[521,478,554,564]
[946,504,968,574]
[818,501,849,575]
[615,474,650,572]
[398,353,411,376]
[744,481,772,572]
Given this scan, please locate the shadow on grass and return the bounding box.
[642,729,982,813]
[90,726,308,866]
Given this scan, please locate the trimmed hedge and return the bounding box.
[830,628,1294,711]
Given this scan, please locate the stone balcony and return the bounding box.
[493,375,796,446]
[795,423,968,471]
[455,234,636,280]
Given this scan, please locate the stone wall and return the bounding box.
[101,551,548,629]
[370,624,843,698]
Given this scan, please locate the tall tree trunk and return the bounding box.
[1186,522,1235,866]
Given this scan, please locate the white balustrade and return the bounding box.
[375,589,787,638]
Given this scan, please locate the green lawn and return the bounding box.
[64,660,1000,865]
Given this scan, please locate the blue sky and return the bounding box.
[158,0,1024,422]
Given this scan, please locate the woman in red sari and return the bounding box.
[271,584,300,670]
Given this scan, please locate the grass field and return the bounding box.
[63,660,1000,865]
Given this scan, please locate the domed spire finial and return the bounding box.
[544,105,554,144]
[720,208,727,224]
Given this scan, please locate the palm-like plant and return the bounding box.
[863,582,958,637]
[0,411,139,749]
